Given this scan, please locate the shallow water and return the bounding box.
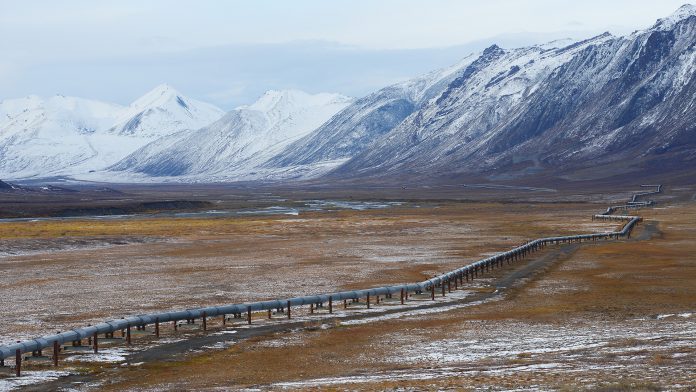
[0,200,406,223]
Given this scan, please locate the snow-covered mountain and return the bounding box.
[0,86,224,179]
[0,95,124,179]
[108,90,353,180]
[264,55,477,172]
[107,84,224,138]
[330,4,696,181]
[3,5,694,184]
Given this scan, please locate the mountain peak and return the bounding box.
[131,83,182,109]
[483,44,504,55]
[244,89,352,113]
[107,84,224,138]
[653,3,696,30]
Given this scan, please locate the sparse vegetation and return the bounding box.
[2,187,695,390]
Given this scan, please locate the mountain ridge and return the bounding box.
[105,90,354,181]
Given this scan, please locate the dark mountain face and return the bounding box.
[0,180,12,190]
[328,8,696,182]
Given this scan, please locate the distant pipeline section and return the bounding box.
[0,185,662,374]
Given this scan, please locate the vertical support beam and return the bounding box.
[173,321,178,331]
[366,293,371,309]
[310,303,314,314]
[126,325,132,345]
[376,295,380,304]
[329,296,333,314]
[454,276,458,290]
[431,285,435,300]
[202,312,207,331]
[344,299,348,309]
[53,341,59,367]
[448,279,452,293]
[155,318,160,338]
[400,288,405,305]
[267,309,272,319]
[287,300,291,319]
[441,282,446,297]
[247,306,252,325]
[15,349,21,377]
[93,332,98,354]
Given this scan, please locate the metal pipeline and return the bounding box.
[0,185,661,361]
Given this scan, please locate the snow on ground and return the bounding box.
[63,347,129,363]
[394,317,696,365]
[0,370,72,392]
[266,315,696,390]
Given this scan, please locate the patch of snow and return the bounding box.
[0,370,71,391]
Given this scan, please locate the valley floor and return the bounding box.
[0,185,695,390]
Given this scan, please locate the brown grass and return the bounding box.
[4,198,696,390]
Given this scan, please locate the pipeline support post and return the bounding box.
[53,341,59,367]
[15,349,21,377]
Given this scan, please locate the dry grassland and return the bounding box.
[2,194,694,391]
[89,202,695,391]
[0,202,616,342]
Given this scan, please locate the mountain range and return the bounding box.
[1,4,694,184]
[0,84,224,180]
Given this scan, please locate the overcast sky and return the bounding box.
[0,0,691,109]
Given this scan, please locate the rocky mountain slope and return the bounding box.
[330,4,696,181]
[264,55,476,172]
[0,180,14,191]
